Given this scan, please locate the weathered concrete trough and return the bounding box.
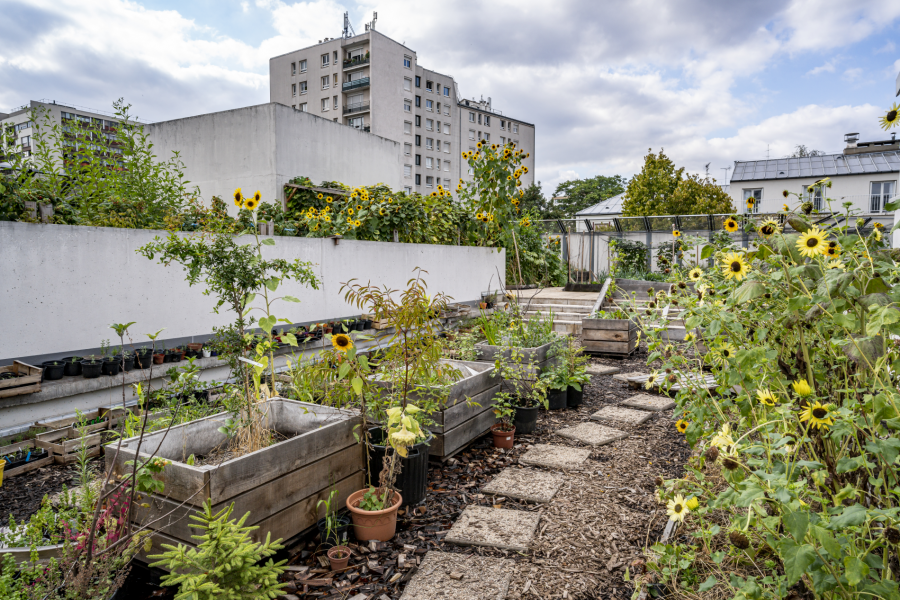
[105,398,363,561]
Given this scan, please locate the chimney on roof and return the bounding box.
[844,133,859,148]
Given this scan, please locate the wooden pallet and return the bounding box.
[625,371,718,395]
[0,361,42,399]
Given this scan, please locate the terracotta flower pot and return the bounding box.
[491,424,515,449]
[153,353,165,364]
[327,545,351,570]
[346,489,402,542]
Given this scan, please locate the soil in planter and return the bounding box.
[191,429,300,466]
[0,459,102,523]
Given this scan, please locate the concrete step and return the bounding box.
[519,298,596,308]
[525,312,589,322]
[523,301,593,311]
[552,321,583,335]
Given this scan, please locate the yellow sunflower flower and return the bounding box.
[756,389,778,406]
[711,424,735,449]
[672,230,682,238]
[688,267,703,281]
[792,379,813,397]
[253,190,261,203]
[783,203,789,212]
[326,196,333,203]
[799,401,834,430]
[675,420,689,433]
[757,218,781,238]
[686,497,700,510]
[827,259,845,270]
[667,494,690,522]
[716,342,737,362]
[874,229,883,242]
[797,226,828,258]
[331,333,353,353]
[317,193,323,199]
[347,208,354,216]
[356,204,362,211]
[724,217,739,232]
[244,198,259,211]
[721,252,750,281]
[233,187,244,207]
[879,102,900,131]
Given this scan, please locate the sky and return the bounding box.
[2,0,899,195]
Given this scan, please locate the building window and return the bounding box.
[415,134,421,146]
[444,142,450,154]
[404,100,411,113]
[333,96,338,110]
[291,62,296,75]
[415,174,421,185]
[322,53,330,67]
[415,96,421,107]
[348,116,363,128]
[443,178,451,188]
[300,81,307,93]
[333,73,338,86]
[426,118,433,131]
[500,120,506,130]
[292,84,297,96]
[477,114,482,125]
[321,98,329,111]
[300,59,307,72]
[443,86,450,97]
[404,143,412,155]
[485,116,490,126]
[299,103,307,112]
[426,176,434,188]
[436,102,441,113]
[426,80,433,92]
[871,181,896,212]
[404,55,412,68]
[425,99,433,111]
[443,105,450,116]
[513,124,519,133]
[444,123,451,135]
[436,140,441,152]
[802,185,822,211]
[444,161,450,172]
[404,121,412,135]
[468,129,476,140]
[484,133,490,141]
[415,115,421,127]
[426,138,433,150]
[404,164,412,178]
[404,186,412,194]
[415,75,421,87]
[292,104,296,109]
[500,136,505,144]
[436,122,441,133]
[321,76,329,89]
[477,131,482,140]
[426,157,433,169]
[404,78,411,91]
[742,189,762,214]
[469,112,475,122]
[415,154,421,166]
[333,50,338,62]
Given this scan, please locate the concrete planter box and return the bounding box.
[581,318,638,356]
[475,339,562,396]
[371,360,499,459]
[105,398,363,562]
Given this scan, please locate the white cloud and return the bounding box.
[843,67,864,81]
[807,59,837,76]
[875,40,895,54]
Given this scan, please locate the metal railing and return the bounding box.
[343,102,370,115]
[343,57,369,68]
[342,77,370,91]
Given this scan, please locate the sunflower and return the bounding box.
[672,229,682,238]
[675,419,689,433]
[827,259,845,270]
[878,102,900,131]
[317,193,323,200]
[686,268,702,282]
[347,208,354,216]
[746,197,755,207]
[667,494,690,522]
[244,198,259,211]
[721,252,750,281]
[233,187,244,207]
[252,190,261,203]
[825,245,840,258]
[322,215,331,222]
[756,389,778,406]
[797,226,828,258]
[782,190,789,198]
[757,218,780,238]
[783,203,789,212]
[724,217,739,232]
[379,208,386,216]
[792,379,813,397]
[716,342,737,362]
[800,401,834,430]
[332,333,353,353]
[326,196,333,203]
[711,424,735,449]
[874,222,884,229]
[874,229,883,242]
[356,204,362,211]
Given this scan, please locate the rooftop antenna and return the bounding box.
[704,162,710,178]
[721,166,731,184]
[342,11,355,38]
[371,11,377,31]
[766,144,770,160]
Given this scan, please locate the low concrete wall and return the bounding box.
[0,221,504,363]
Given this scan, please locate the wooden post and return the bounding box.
[38,203,54,223]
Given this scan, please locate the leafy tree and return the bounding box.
[518,181,553,218]
[787,144,824,158]
[621,148,734,216]
[552,174,627,218]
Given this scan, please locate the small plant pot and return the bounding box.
[41,361,65,381]
[327,545,351,571]
[547,389,567,410]
[566,386,583,408]
[81,360,103,379]
[317,514,352,549]
[102,358,120,376]
[134,352,152,369]
[187,343,203,353]
[513,405,539,434]
[202,349,211,358]
[479,302,488,309]
[491,424,515,449]
[122,355,135,372]
[61,357,82,377]
[346,489,402,542]
[153,352,165,364]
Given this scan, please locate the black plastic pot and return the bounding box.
[122,355,135,372]
[4,457,26,470]
[514,405,539,434]
[368,426,432,507]
[316,514,352,548]
[567,386,583,408]
[61,357,82,377]
[41,361,66,381]
[81,360,103,379]
[547,389,567,410]
[363,319,373,329]
[102,357,121,376]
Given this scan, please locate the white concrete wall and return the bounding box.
[0,221,504,361]
[729,172,899,215]
[144,103,403,212]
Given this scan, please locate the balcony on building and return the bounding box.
[342,77,370,92]
[343,55,369,71]
[343,102,370,115]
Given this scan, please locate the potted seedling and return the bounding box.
[61,356,83,377]
[41,360,65,381]
[540,362,569,410]
[81,357,103,379]
[561,343,591,408]
[316,489,350,550]
[202,345,211,358]
[490,392,516,448]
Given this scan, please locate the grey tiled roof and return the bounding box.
[575,192,626,217]
[731,151,900,182]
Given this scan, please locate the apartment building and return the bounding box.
[0,100,124,166]
[269,28,535,195]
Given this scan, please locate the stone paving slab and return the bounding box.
[445,505,541,552]
[399,551,514,600]
[586,364,621,376]
[590,405,653,426]
[481,467,564,503]
[519,443,592,470]
[612,371,646,382]
[620,393,676,412]
[556,422,629,447]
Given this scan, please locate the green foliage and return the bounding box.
[551,174,627,218]
[150,500,287,600]
[609,238,648,275]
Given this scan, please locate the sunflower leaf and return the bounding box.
[338,362,351,379]
[731,281,767,305]
[700,245,715,260]
[261,238,276,246]
[841,335,885,369]
[777,540,817,586]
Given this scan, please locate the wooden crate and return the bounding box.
[0,439,54,478]
[35,427,103,465]
[362,314,391,330]
[0,361,42,399]
[581,318,638,357]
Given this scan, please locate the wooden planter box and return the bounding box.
[475,339,560,371]
[35,427,103,464]
[370,360,499,460]
[0,361,42,399]
[0,438,54,478]
[581,318,638,357]
[105,399,364,563]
